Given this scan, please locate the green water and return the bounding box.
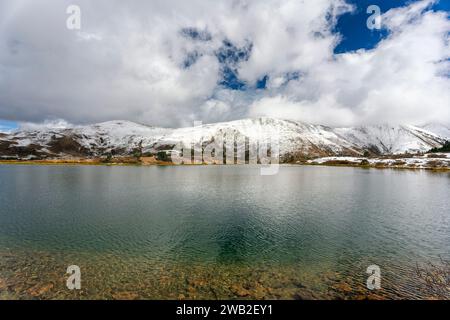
[0,165,449,299]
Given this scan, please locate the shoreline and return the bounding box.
[1,158,449,171]
[303,162,450,172]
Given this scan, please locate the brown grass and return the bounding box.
[427,154,447,158]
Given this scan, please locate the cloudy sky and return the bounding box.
[0,0,449,129]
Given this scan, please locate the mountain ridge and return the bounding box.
[0,118,448,161]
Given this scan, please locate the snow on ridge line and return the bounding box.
[420,123,450,140]
[2,118,448,157]
[11,118,450,138]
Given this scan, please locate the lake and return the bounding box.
[0,164,449,299]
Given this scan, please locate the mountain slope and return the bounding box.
[420,123,450,141]
[333,124,447,154]
[0,118,447,161]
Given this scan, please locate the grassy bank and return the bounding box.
[1,158,449,171]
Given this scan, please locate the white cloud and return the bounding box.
[18,119,73,131]
[0,0,448,127]
[249,95,357,126]
[250,0,450,126]
[76,31,102,42]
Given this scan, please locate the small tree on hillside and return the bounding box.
[133,140,143,161]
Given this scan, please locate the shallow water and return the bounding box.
[0,165,449,299]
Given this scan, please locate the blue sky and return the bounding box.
[0,0,449,127]
[216,0,449,90]
[0,120,18,132]
[335,0,450,53]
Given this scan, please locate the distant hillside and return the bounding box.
[0,118,448,161]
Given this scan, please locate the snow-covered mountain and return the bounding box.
[420,123,450,141]
[0,118,448,161]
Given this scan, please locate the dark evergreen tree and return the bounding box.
[428,141,450,153]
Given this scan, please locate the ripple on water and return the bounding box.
[0,166,449,299]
